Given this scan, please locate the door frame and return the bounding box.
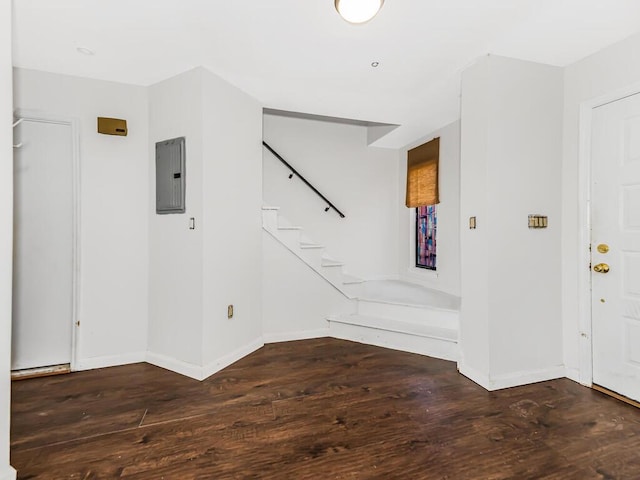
[577,83,640,386]
[13,109,81,371]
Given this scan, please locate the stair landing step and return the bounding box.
[327,314,458,342]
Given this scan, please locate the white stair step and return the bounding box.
[273,227,303,247]
[342,274,364,285]
[328,314,457,342]
[299,246,325,267]
[260,207,356,299]
[321,258,344,267]
[320,263,344,279]
[300,243,324,249]
[358,299,458,329]
[327,314,459,362]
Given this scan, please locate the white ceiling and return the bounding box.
[12,0,640,148]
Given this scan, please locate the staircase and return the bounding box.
[262,206,364,297]
[262,206,460,361]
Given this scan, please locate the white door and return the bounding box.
[12,119,74,371]
[591,92,640,402]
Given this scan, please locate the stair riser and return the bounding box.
[262,210,279,231]
[319,265,344,285]
[329,322,459,362]
[299,248,325,266]
[358,300,458,329]
[275,229,302,247]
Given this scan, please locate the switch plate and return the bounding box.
[227,305,233,319]
[528,214,548,229]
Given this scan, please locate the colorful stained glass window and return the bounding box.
[416,205,437,270]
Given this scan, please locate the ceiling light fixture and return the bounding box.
[335,0,384,24]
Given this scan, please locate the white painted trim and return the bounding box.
[458,362,565,391]
[0,466,17,480]
[457,362,493,391]
[75,351,146,371]
[145,351,203,381]
[487,366,566,391]
[147,339,264,381]
[13,110,82,372]
[565,367,581,384]
[577,100,594,387]
[202,338,264,380]
[576,81,640,387]
[263,329,330,344]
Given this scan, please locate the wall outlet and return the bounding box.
[227,305,233,319]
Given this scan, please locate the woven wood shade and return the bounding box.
[406,137,440,207]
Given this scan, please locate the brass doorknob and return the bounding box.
[593,263,610,273]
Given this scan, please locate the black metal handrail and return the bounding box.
[262,141,346,218]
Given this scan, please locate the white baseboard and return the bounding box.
[564,367,582,384]
[75,351,147,371]
[263,329,330,344]
[201,338,264,380]
[147,339,264,381]
[0,466,17,480]
[145,351,203,381]
[458,362,566,391]
[457,362,493,390]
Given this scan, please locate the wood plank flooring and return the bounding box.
[10,338,640,479]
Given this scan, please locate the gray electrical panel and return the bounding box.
[156,137,186,214]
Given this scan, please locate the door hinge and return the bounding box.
[76,321,80,327]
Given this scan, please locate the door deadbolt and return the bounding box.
[597,244,609,254]
[593,263,610,274]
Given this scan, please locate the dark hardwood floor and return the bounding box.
[10,338,640,479]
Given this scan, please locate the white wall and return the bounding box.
[562,32,640,381]
[148,68,204,372]
[398,120,461,296]
[459,55,564,389]
[201,67,263,369]
[262,232,356,341]
[148,67,264,379]
[0,1,16,477]
[13,68,149,370]
[263,114,399,280]
[459,58,491,377]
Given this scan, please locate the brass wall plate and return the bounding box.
[97,117,128,136]
[597,244,609,254]
[469,216,476,229]
[528,214,548,229]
